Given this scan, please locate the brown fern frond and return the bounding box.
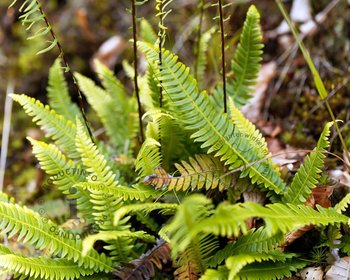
[114,240,171,280]
[143,155,235,191]
[174,262,200,280]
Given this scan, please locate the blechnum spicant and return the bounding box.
[2,2,350,280]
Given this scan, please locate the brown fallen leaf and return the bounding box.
[311,186,334,208]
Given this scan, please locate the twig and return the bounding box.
[218,0,227,113]
[194,0,204,80]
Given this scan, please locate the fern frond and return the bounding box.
[0,244,94,280]
[229,5,263,107]
[200,266,229,280]
[113,203,178,225]
[144,155,234,191]
[195,27,215,88]
[47,58,81,122]
[283,122,333,204]
[75,73,136,151]
[0,201,113,272]
[28,138,94,222]
[209,227,284,267]
[135,137,162,178]
[236,258,307,280]
[11,94,79,159]
[139,42,287,196]
[193,200,348,238]
[140,19,158,44]
[340,235,350,255]
[335,193,350,213]
[82,231,155,256]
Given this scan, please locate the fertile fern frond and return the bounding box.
[0,201,113,272]
[10,0,58,55]
[138,42,287,196]
[156,0,173,45]
[113,203,178,225]
[0,244,94,280]
[47,58,81,122]
[194,27,215,88]
[75,73,136,151]
[283,122,333,204]
[209,227,284,267]
[11,94,79,159]
[135,137,162,178]
[28,138,94,222]
[114,241,171,280]
[143,154,234,191]
[82,231,155,256]
[229,5,263,107]
[192,199,348,238]
[140,18,158,44]
[236,258,307,280]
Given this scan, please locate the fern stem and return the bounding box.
[194,0,204,80]
[158,0,164,107]
[132,0,145,143]
[35,1,94,142]
[218,0,227,113]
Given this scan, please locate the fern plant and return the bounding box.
[3,2,350,280]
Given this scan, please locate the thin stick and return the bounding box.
[36,1,94,142]
[218,0,227,112]
[194,0,204,80]
[132,0,145,143]
[158,1,164,107]
[0,80,14,192]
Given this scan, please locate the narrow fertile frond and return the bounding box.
[139,42,286,196]
[28,138,94,222]
[47,59,81,122]
[283,122,333,204]
[144,154,234,191]
[192,200,348,238]
[75,73,136,151]
[0,245,94,280]
[236,258,307,280]
[229,5,263,107]
[0,201,113,272]
[11,94,79,158]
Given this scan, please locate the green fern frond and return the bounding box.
[283,122,333,204]
[135,137,162,178]
[140,19,158,44]
[340,235,350,255]
[229,5,263,107]
[0,244,94,280]
[75,73,136,151]
[209,227,284,267]
[113,203,178,225]
[82,231,155,256]
[201,266,229,280]
[193,199,348,238]
[195,27,215,88]
[236,258,307,280]
[10,0,58,55]
[228,97,268,156]
[0,201,113,272]
[335,193,350,213]
[47,59,81,122]
[144,154,234,191]
[138,42,286,196]
[28,138,94,222]
[11,94,79,159]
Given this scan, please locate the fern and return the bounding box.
[139,42,287,196]
[47,58,81,122]
[135,137,162,178]
[335,193,350,213]
[229,5,263,107]
[0,200,113,272]
[11,94,79,159]
[144,154,235,191]
[28,138,94,222]
[140,18,158,44]
[283,122,333,204]
[0,245,94,280]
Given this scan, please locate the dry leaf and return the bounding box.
[325,257,350,279]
